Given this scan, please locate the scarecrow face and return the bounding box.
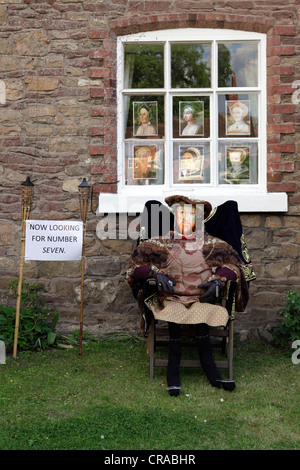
[175,204,196,236]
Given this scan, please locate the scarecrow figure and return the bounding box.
[127,195,249,396]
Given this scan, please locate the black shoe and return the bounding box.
[216,379,236,391]
[167,386,181,397]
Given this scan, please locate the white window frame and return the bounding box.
[99,28,287,213]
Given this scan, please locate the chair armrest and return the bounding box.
[223,280,237,320]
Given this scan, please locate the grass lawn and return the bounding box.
[0,336,299,451]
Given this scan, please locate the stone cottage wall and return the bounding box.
[0,0,299,339]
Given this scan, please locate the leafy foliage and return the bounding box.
[125,43,164,89]
[218,44,234,87]
[171,44,211,88]
[0,280,59,351]
[273,290,300,347]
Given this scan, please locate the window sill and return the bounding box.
[98,190,288,214]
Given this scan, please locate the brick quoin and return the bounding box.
[272,66,295,76]
[267,153,282,163]
[268,105,295,115]
[268,124,295,134]
[268,144,295,153]
[268,163,295,173]
[272,25,296,36]
[267,183,296,193]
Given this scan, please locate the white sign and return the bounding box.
[25,220,83,261]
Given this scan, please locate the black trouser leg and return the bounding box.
[167,322,181,396]
[195,323,222,388]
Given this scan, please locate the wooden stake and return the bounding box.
[13,178,34,359]
[79,222,86,355]
[78,179,90,355]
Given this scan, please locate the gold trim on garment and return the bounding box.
[144,292,159,310]
[139,226,147,243]
[242,263,256,281]
[144,238,174,249]
[240,234,256,281]
[240,234,251,263]
[204,207,217,223]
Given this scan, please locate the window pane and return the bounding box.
[124,44,164,89]
[124,95,165,139]
[125,141,164,185]
[218,94,258,138]
[173,142,210,184]
[171,44,211,88]
[218,42,258,87]
[218,141,258,184]
[172,96,210,138]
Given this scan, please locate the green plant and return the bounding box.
[0,280,60,351]
[273,290,300,348]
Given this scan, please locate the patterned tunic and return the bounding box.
[149,238,229,326]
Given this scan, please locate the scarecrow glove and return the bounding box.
[153,273,175,293]
[198,281,221,304]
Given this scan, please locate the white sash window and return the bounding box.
[99,29,287,212]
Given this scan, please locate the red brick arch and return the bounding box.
[109,13,274,35]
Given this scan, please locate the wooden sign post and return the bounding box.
[78,178,90,355]
[13,177,34,359]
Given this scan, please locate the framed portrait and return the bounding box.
[225,146,250,183]
[179,145,204,181]
[133,145,159,181]
[225,100,250,136]
[179,101,204,137]
[133,101,158,136]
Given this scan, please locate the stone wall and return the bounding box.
[0,1,299,339]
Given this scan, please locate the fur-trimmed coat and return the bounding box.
[127,232,249,316]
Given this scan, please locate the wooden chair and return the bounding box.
[146,279,237,380]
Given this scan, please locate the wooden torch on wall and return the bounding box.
[13,177,34,359]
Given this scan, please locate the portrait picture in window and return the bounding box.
[179,146,204,181]
[133,101,158,136]
[179,101,204,136]
[225,146,250,183]
[225,100,250,136]
[133,145,159,181]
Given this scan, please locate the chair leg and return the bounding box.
[228,320,234,381]
[149,316,155,379]
[221,331,227,355]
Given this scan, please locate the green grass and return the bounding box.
[0,337,299,450]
